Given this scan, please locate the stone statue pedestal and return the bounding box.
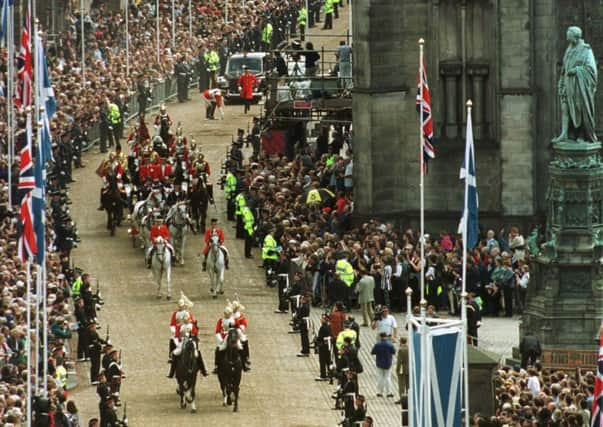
[520,139,603,349]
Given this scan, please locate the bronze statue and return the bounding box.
[553,26,598,143]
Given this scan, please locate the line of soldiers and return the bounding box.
[71,269,126,425]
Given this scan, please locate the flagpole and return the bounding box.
[42,258,48,392]
[125,0,129,77]
[418,37,430,427]
[156,0,160,63]
[7,1,13,209]
[26,261,31,427]
[80,0,85,87]
[171,0,175,50]
[188,0,192,40]
[461,99,472,427]
[34,264,40,393]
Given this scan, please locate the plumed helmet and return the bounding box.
[178,291,194,309]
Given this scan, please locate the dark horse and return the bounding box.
[218,328,243,412]
[175,336,205,413]
[101,174,123,236]
[189,176,212,233]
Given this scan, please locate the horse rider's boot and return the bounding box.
[224,253,229,270]
[202,255,207,271]
[167,358,176,378]
[212,347,219,374]
[243,340,251,368]
[240,349,250,372]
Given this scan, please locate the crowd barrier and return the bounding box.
[81,76,186,152]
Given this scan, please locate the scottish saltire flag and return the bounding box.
[15,7,32,108]
[410,327,462,427]
[0,0,13,48]
[416,60,434,176]
[592,327,603,427]
[35,33,56,164]
[17,191,37,263]
[459,111,479,249]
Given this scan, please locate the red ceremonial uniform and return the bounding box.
[150,224,170,242]
[191,161,211,178]
[215,317,234,341]
[160,163,173,180]
[149,163,162,180]
[169,310,198,337]
[138,163,150,181]
[234,313,248,331]
[202,227,225,255]
[237,73,258,100]
[202,89,223,108]
[154,113,173,127]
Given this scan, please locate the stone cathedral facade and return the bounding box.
[353,0,603,229]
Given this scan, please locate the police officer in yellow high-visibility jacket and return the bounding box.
[242,206,255,258]
[261,21,273,51]
[262,230,279,273]
[297,7,307,41]
[204,48,220,88]
[107,101,121,149]
[335,253,355,308]
[235,191,247,239]
[224,168,237,221]
[322,0,334,29]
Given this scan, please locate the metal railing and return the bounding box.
[81,76,185,152]
[266,47,352,105]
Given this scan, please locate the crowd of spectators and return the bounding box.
[473,364,595,426]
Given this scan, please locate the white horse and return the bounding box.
[131,200,154,251]
[167,202,191,265]
[205,235,225,298]
[152,237,172,299]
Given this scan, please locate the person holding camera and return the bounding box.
[371,305,397,342]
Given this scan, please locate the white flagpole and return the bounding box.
[418,37,429,427]
[461,100,472,427]
[26,261,32,427]
[405,287,414,427]
[225,0,229,24]
[33,20,39,397]
[34,265,40,393]
[156,0,160,63]
[188,0,192,40]
[305,0,309,42]
[171,0,175,49]
[418,38,426,305]
[42,260,48,392]
[7,2,13,209]
[80,0,85,87]
[125,0,129,77]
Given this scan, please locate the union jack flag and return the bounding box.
[15,7,31,108]
[416,60,435,176]
[592,326,603,427]
[17,130,34,191]
[17,191,37,263]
